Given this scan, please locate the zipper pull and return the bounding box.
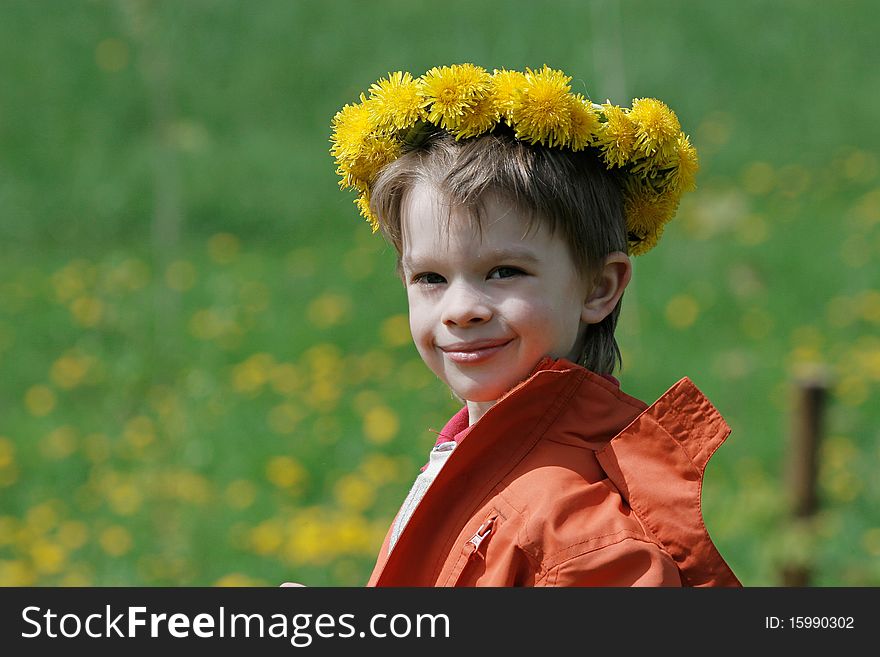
[466,517,495,554]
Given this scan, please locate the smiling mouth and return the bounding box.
[440,339,513,364]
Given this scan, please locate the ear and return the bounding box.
[581,252,632,325]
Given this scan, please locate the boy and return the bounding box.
[329,64,740,586]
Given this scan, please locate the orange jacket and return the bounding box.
[367,358,741,587]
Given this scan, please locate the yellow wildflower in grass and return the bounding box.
[334,473,377,512]
[665,294,701,329]
[231,352,274,395]
[30,539,67,575]
[0,517,20,547]
[566,94,600,151]
[266,455,306,490]
[362,405,400,444]
[419,63,492,132]
[57,520,89,550]
[69,296,104,327]
[306,292,352,328]
[214,573,266,587]
[283,518,330,566]
[95,37,129,72]
[0,560,35,586]
[99,525,133,557]
[359,453,401,485]
[40,426,78,460]
[862,528,880,557]
[491,68,528,120]
[367,71,427,131]
[107,481,143,516]
[597,103,637,167]
[510,65,573,147]
[207,232,241,264]
[332,513,375,554]
[270,362,302,395]
[123,416,156,449]
[59,566,93,587]
[50,352,94,389]
[379,313,411,347]
[0,462,14,489]
[26,501,60,535]
[0,437,14,469]
[248,519,284,556]
[162,469,212,505]
[628,97,681,160]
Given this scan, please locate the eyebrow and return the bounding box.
[401,247,541,271]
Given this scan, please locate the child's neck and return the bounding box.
[466,399,497,426]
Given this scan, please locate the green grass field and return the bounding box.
[1,0,878,586]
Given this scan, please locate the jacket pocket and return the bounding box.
[448,512,498,586]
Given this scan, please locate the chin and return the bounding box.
[449,379,519,405]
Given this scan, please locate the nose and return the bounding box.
[441,281,492,327]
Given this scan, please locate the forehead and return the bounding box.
[400,181,569,266]
[402,182,531,247]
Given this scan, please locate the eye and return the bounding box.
[411,272,446,285]
[488,266,525,280]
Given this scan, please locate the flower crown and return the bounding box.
[330,64,698,256]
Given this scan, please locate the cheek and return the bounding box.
[406,297,433,344]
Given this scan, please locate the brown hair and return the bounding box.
[370,126,628,375]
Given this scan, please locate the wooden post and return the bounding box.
[781,366,830,586]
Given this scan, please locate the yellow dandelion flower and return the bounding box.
[491,68,528,120]
[670,133,699,193]
[452,88,500,140]
[566,94,600,151]
[628,97,681,159]
[367,71,427,131]
[623,181,677,256]
[335,131,400,192]
[330,95,372,164]
[419,63,492,131]
[354,193,379,232]
[597,103,637,167]
[510,65,573,147]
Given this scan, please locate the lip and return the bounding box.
[440,338,513,364]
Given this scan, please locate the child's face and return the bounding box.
[400,182,592,414]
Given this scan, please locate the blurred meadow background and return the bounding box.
[1,0,878,586]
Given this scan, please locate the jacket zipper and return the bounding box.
[465,517,495,555]
[451,513,498,585]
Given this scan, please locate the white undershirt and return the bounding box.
[388,440,457,552]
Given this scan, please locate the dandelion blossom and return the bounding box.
[368,71,426,131]
[453,89,500,139]
[566,94,600,151]
[419,63,492,131]
[597,103,637,168]
[670,133,699,193]
[629,97,681,159]
[623,181,678,256]
[491,68,528,121]
[510,65,573,147]
[354,194,379,233]
[330,96,372,165]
